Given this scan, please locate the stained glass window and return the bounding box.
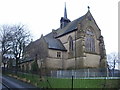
[69,36,73,51]
[85,28,95,52]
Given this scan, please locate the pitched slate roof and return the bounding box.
[25,33,67,51]
[55,10,100,37]
[56,15,85,37]
[44,32,67,51]
[25,38,41,51]
[43,12,87,51]
[26,11,94,52]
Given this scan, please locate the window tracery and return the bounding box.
[68,36,73,51]
[85,28,95,52]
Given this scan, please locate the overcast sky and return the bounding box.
[0,0,118,54]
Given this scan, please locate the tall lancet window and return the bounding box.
[68,36,73,51]
[85,28,95,52]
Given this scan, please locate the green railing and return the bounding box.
[2,69,120,89]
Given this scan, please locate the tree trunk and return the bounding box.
[39,62,42,79]
[3,63,6,73]
[15,58,18,74]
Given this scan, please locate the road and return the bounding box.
[1,75,42,90]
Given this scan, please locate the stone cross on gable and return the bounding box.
[88,6,90,10]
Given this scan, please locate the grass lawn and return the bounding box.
[5,72,120,88]
[46,77,120,88]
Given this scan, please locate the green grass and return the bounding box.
[47,77,72,88]
[47,77,120,88]
[5,72,120,88]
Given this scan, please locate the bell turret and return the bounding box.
[60,3,71,29]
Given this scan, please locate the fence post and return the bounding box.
[57,71,58,78]
[88,69,89,77]
[107,68,109,78]
[51,70,52,78]
[71,75,73,90]
[60,70,61,78]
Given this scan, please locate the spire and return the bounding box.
[64,2,67,19]
[60,2,71,29]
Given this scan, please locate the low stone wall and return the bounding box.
[46,55,100,69]
[64,58,75,69]
[84,53,100,68]
[46,58,63,69]
[64,57,84,69]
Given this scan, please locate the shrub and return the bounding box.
[31,60,39,73]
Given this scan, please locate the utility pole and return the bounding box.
[71,30,77,90]
[75,30,77,70]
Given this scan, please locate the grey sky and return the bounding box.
[0,0,118,54]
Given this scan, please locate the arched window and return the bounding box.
[68,36,73,51]
[85,28,95,52]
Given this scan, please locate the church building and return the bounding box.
[21,5,107,70]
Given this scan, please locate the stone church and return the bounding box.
[21,5,107,71]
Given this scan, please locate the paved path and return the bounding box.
[2,75,42,90]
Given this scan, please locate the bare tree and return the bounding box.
[0,25,13,71]
[118,52,120,70]
[107,52,119,76]
[10,24,31,73]
[0,24,31,73]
